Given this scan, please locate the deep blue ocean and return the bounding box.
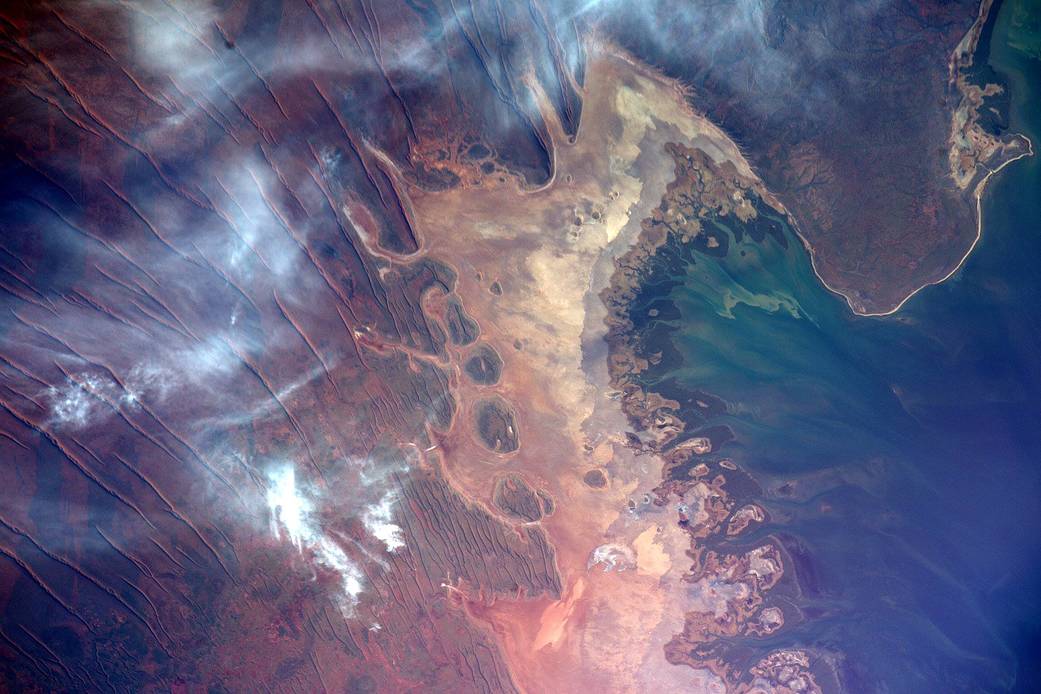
[636,2,1041,690]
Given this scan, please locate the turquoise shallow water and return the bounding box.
[631,2,1041,690]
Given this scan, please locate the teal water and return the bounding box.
[632,2,1041,690]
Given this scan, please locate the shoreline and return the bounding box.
[798,132,1034,318]
[795,0,1034,318]
[409,48,798,692]
[598,142,829,692]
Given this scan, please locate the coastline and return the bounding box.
[797,132,1033,318]
[407,47,811,692]
[590,3,1040,684]
[795,0,1034,318]
[591,129,1036,692]
[598,141,828,691]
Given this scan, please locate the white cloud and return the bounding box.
[48,379,95,428]
[266,465,310,550]
[265,463,367,609]
[47,370,145,429]
[362,490,405,552]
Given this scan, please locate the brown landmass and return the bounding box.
[0,0,1024,691]
[605,0,1030,314]
[0,1,582,689]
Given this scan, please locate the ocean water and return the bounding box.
[632,1,1041,690]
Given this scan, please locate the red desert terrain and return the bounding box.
[0,0,1017,690]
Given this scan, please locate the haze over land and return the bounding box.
[0,0,1034,691]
